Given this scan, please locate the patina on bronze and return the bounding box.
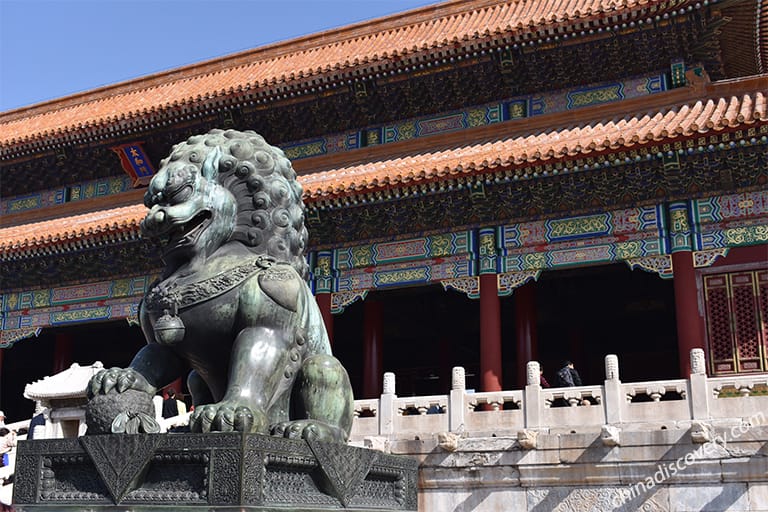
[86,129,354,443]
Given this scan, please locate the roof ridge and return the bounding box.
[0,0,481,119]
[0,0,675,130]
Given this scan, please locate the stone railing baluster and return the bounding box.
[646,385,666,402]
[449,366,465,433]
[380,371,396,436]
[604,354,622,424]
[689,348,709,420]
[738,383,753,397]
[524,361,541,429]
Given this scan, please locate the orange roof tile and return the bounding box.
[301,81,767,198]
[1,0,683,147]
[1,77,765,257]
[0,204,145,255]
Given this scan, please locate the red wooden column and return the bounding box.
[52,332,74,374]
[668,201,705,377]
[362,300,383,398]
[673,250,705,377]
[514,281,538,388]
[166,378,184,397]
[480,273,502,392]
[315,294,334,345]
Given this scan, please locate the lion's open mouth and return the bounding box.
[160,210,212,251]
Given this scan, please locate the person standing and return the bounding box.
[556,360,583,387]
[162,389,179,419]
[0,429,16,467]
[556,361,591,405]
[27,402,46,440]
[539,367,551,388]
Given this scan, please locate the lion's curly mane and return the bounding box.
[161,129,309,279]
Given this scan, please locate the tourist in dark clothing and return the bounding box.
[162,389,179,419]
[556,360,591,405]
[556,360,583,387]
[27,412,46,440]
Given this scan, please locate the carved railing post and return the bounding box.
[689,348,710,420]
[379,372,396,436]
[449,367,466,433]
[526,360,540,386]
[690,348,706,375]
[524,361,541,429]
[604,354,622,424]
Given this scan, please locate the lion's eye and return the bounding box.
[167,185,193,204]
[162,166,196,203]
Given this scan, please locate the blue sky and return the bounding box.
[0,0,439,112]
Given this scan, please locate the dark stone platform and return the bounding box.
[12,433,418,511]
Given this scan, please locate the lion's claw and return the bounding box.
[189,402,266,434]
[88,367,154,398]
[270,420,345,443]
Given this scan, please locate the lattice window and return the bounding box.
[759,271,768,361]
[732,272,761,371]
[704,269,768,375]
[704,275,736,372]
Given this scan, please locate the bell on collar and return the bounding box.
[154,308,185,345]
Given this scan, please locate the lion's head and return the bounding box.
[142,129,308,278]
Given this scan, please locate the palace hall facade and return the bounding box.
[1,0,766,419]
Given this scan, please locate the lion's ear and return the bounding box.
[201,146,222,182]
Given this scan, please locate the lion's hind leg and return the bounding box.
[272,354,354,443]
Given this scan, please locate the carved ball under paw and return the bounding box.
[85,389,156,435]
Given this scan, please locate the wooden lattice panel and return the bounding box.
[704,274,736,373]
[704,269,768,375]
[731,272,762,372]
[759,270,768,369]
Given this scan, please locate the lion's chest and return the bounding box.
[142,260,251,349]
[140,256,301,352]
[144,288,240,347]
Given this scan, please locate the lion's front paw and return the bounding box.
[271,420,347,443]
[189,401,267,433]
[88,367,155,397]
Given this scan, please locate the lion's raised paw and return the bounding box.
[88,367,155,397]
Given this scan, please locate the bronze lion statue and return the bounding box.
[87,129,354,443]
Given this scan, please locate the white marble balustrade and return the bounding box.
[350,349,768,441]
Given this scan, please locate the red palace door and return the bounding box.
[704,269,768,374]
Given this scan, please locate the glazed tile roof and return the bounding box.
[0,204,145,256]
[1,0,692,147]
[1,76,765,258]
[301,77,767,199]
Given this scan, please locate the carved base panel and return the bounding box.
[13,433,418,511]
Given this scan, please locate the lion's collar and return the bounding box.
[145,254,277,312]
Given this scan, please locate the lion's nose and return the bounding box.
[153,210,166,225]
[142,207,167,233]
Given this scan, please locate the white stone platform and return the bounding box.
[349,350,768,511]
